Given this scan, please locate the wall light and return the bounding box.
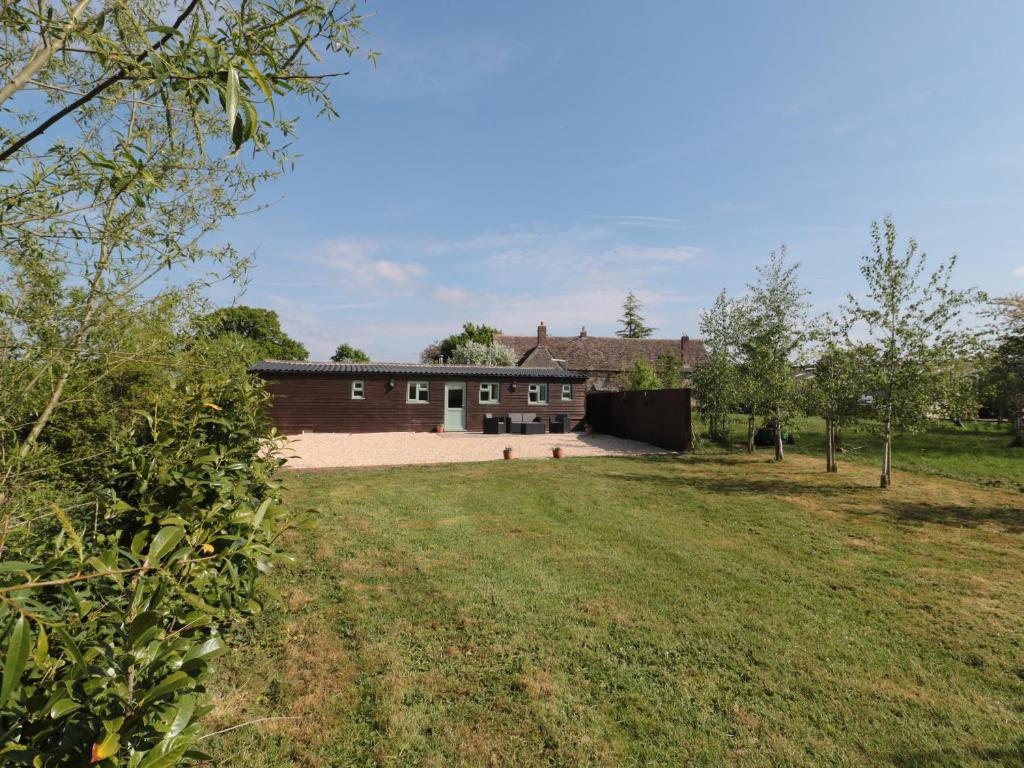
[510,381,518,392]
[387,378,395,390]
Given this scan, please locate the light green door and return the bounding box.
[444,383,467,431]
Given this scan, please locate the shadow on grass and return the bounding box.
[602,458,1024,534]
[888,739,1024,767]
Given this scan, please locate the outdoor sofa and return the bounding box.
[507,413,545,435]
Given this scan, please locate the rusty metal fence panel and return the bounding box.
[585,388,692,451]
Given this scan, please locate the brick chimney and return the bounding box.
[537,321,548,346]
[579,326,588,338]
[680,334,690,358]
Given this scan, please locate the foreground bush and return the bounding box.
[0,374,289,766]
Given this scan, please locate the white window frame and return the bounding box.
[479,382,499,404]
[528,382,549,405]
[352,380,365,400]
[561,383,572,401]
[407,381,429,403]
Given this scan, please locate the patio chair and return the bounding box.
[549,414,571,433]
[482,414,506,434]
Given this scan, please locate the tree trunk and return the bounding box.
[774,420,784,461]
[1013,411,1023,447]
[825,419,837,473]
[746,413,755,453]
[880,417,892,487]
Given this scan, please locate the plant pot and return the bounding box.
[584,426,594,436]
[503,448,513,460]
[552,447,563,459]
[435,424,445,434]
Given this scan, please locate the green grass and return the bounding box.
[706,417,1023,492]
[206,453,1024,767]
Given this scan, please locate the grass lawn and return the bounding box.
[205,452,1024,767]
[709,417,1023,492]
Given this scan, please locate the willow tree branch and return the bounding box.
[0,0,202,165]
[0,0,94,109]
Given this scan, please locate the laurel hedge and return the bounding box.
[0,374,290,766]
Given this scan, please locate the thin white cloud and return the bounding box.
[306,238,426,290]
[1014,265,1024,277]
[433,285,470,304]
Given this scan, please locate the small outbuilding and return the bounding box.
[250,360,587,434]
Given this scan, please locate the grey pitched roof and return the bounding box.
[249,360,587,380]
[495,334,708,372]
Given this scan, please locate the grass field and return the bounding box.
[707,417,1023,492]
[205,452,1024,767]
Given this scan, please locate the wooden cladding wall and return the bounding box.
[259,373,586,434]
[585,388,692,451]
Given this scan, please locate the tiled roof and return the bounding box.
[495,334,708,372]
[249,360,587,380]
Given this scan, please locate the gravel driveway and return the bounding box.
[282,431,672,469]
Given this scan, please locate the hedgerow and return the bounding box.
[0,374,291,766]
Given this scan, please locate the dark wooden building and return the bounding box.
[251,361,587,434]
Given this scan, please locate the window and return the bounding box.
[527,383,548,404]
[352,380,365,399]
[407,381,429,403]
[479,382,499,404]
[561,383,572,401]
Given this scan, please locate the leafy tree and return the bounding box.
[0,0,373,759]
[979,295,1024,443]
[654,351,685,388]
[844,216,982,487]
[742,247,809,461]
[423,322,503,363]
[331,342,370,362]
[804,317,872,472]
[448,340,517,366]
[619,357,663,390]
[199,306,308,362]
[691,290,745,443]
[616,292,656,338]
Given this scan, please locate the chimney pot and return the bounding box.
[680,334,689,355]
[537,321,547,346]
[579,326,588,338]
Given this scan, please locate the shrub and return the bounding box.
[0,373,290,766]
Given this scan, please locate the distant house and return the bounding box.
[250,361,585,434]
[496,323,707,391]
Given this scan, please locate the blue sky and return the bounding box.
[215,0,1024,360]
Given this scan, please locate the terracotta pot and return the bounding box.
[584,426,594,436]
[436,424,445,434]
[503,448,513,460]
[552,447,564,459]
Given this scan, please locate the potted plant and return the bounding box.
[584,423,594,436]
[435,423,445,434]
[503,445,514,460]
[552,446,564,459]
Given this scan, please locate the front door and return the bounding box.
[444,382,467,431]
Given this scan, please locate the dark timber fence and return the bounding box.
[585,388,692,451]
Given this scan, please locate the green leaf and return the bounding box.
[165,696,195,739]
[93,730,120,761]
[127,612,162,648]
[141,671,192,704]
[1,616,31,706]
[55,626,85,670]
[225,64,239,135]
[34,626,48,666]
[243,56,274,111]
[145,526,184,566]
[181,635,225,664]
[50,698,80,719]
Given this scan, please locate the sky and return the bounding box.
[212,0,1024,361]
